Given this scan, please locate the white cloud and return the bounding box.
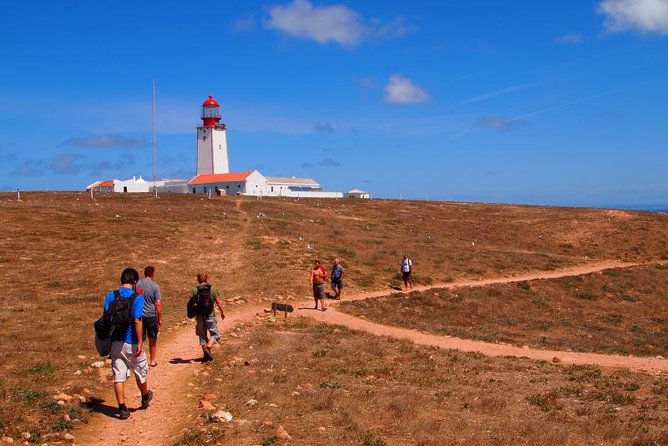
[265,0,408,45]
[383,75,430,104]
[599,0,668,34]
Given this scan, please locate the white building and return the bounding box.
[189,170,343,198]
[86,176,149,193]
[345,189,371,199]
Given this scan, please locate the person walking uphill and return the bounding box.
[311,260,327,311]
[103,268,153,420]
[330,258,345,300]
[136,266,162,367]
[190,272,225,362]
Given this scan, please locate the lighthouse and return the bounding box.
[196,95,230,175]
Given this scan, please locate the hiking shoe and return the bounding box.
[141,390,153,409]
[203,349,213,362]
[119,407,131,420]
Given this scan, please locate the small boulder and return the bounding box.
[1,437,14,444]
[198,400,216,411]
[91,361,105,368]
[211,410,233,423]
[53,393,73,402]
[276,425,291,440]
[62,433,75,442]
[245,399,258,408]
[202,393,217,402]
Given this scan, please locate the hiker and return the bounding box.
[330,258,345,300]
[190,272,225,362]
[103,268,153,420]
[401,254,413,290]
[310,260,327,311]
[136,265,162,367]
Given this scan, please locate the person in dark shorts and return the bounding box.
[310,260,327,311]
[401,254,413,290]
[190,272,225,362]
[136,266,162,367]
[330,258,345,299]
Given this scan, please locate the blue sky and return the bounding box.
[1,0,667,206]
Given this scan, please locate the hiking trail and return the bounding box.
[74,259,668,445]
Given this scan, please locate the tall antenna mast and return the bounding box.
[152,80,158,198]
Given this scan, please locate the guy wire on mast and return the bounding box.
[152,80,157,198]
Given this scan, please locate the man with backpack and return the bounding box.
[136,265,162,367]
[103,268,153,420]
[189,272,225,362]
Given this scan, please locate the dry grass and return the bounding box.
[340,265,668,357]
[0,192,666,442]
[175,317,668,445]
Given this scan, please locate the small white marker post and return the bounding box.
[16,189,21,202]
[90,187,94,200]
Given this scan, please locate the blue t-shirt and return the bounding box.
[331,264,344,280]
[104,287,145,344]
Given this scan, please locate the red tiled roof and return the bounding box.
[96,180,114,188]
[189,171,253,185]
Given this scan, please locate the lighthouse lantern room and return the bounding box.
[196,95,230,175]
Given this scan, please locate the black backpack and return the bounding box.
[105,290,138,331]
[196,284,214,316]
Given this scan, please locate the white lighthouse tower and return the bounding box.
[196,95,230,175]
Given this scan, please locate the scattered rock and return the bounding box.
[291,391,300,397]
[333,329,341,335]
[318,427,326,433]
[21,433,31,441]
[82,388,93,396]
[202,393,217,402]
[73,394,86,403]
[1,437,14,444]
[53,393,73,402]
[63,414,71,422]
[268,403,278,408]
[214,378,223,383]
[91,361,105,368]
[73,370,82,375]
[262,420,273,428]
[211,410,233,423]
[77,355,86,360]
[201,371,210,378]
[245,399,258,408]
[198,400,216,411]
[552,357,561,363]
[62,433,75,442]
[58,400,66,406]
[276,425,291,440]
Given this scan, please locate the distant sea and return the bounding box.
[605,205,668,214]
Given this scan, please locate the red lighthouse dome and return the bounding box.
[201,95,221,128]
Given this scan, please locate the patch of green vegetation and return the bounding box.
[532,298,546,306]
[29,363,55,375]
[337,247,356,258]
[261,435,278,446]
[517,281,532,291]
[15,388,43,404]
[46,281,61,288]
[360,431,386,446]
[621,294,638,302]
[603,268,620,277]
[607,314,624,324]
[320,381,342,389]
[577,291,597,300]
[43,401,61,414]
[51,418,73,432]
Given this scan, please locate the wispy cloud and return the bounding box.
[319,158,341,167]
[10,160,43,177]
[477,116,526,131]
[265,0,409,46]
[453,86,630,139]
[48,154,83,175]
[459,83,535,105]
[300,162,315,168]
[599,0,668,34]
[384,75,430,104]
[555,32,585,43]
[313,121,336,132]
[63,134,146,149]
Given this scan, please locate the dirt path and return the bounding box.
[74,259,667,445]
[302,259,668,375]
